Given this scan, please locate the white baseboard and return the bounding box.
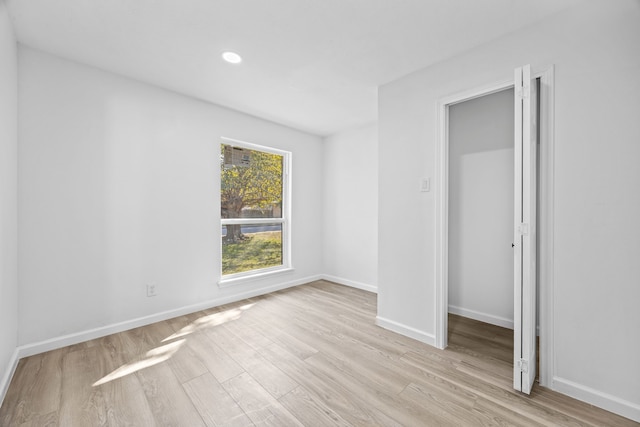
[375,316,435,347]
[17,275,321,359]
[321,275,377,293]
[448,305,543,336]
[448,305,514,330]
[0,348,20,405]
[552,376,640,423]
[6,275,639,424]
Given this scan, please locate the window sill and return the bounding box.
[218,267,295,288]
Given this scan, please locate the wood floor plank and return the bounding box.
[183,372,254,427]
[243,300,319,361]
[118,321,177,356]
[2,280,637,427]
[277,385,351,427]
[222,372,302,427]
[227,321,274,352]
[304,341,410,396]
[449,331,512,364]
[16,410,59,427]
[166,311,204,338]
[96,339,158,427]
[302,351,436,426]
[398,381,480,426]
[136,361,205,426]
[256,326,318,361]
[166,339,210,384]
[117,322,204,426]
[58,347,110,426]
[206,326,297,399]
[400,350,591,426]
[259,342,402,426]
[455,357,514,391]
[119,319,210,386]
[186,332,244,384]
[470,398,547,427]
[0,349,64,425]
[264,287,413,361]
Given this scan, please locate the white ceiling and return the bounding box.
[7,0,582,136]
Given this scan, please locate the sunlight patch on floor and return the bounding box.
[162,303,255,342]
[92,339,185,386]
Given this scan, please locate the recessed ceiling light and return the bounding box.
[222,51,242,64]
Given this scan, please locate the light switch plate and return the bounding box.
[420,178,430,192]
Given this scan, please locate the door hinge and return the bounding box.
[517,83,530,100]
[517,223,529,235]
[517,359,529,373]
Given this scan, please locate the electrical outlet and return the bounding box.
[146,283,158,297]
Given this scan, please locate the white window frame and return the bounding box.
[218,137,292,286]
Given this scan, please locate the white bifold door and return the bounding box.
[513,64,537,394]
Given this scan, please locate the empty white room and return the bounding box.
[1,0,639,425]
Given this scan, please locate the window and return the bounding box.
[220,139,290,281]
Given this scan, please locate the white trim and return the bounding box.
[435,78,513,351]
[439,78,513,108]
[435,65,555,384]
[219,137,292,281]
[552,377,640,423]
[537,65,555,389]
[17,275,320,359]
[434,96,449,350]
[375,316,436,347]
[448,305,514,330]
[220,136,291,157]
[219,266,295,287]
[221,218,285,226]
[513,65,525,392]
[0,348,20,405]
[321,275,378,293]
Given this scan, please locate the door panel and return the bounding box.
[514,64,537,394]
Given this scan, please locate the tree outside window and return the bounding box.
[220,142,289,277]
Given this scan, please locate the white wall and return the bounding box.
[17,47,324,348]
[323,124,378,292]
[0,0,18,400]
[448,88,514,328]
[378,0,640,421]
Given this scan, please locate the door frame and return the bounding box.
[434,65,555,388]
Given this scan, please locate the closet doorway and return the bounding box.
[447,87,515,333]
[447,85,519,391]
[434,65,554,394]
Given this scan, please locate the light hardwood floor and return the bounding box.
[1,280,637,426]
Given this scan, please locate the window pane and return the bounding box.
[221,145,283,219]
[221,224,283,275]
